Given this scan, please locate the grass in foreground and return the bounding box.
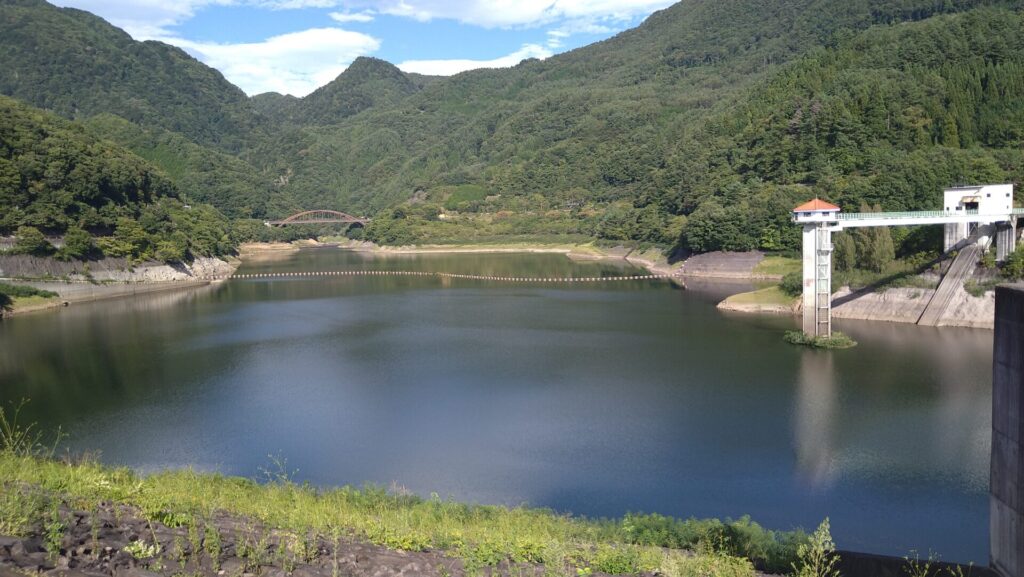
[0,406,813,576]
[0,453,805,575]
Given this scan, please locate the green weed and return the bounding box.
[792,519,840,577]
[125,539,161,559]
[0,399,63,458]
[204,525,223,571]
[903,550,937,577]
[43,502,66,561]
[660,546,756,577]
[0,451,804,576]
[0,485,45,536]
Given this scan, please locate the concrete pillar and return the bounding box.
[992,285,1024,577]
[946,222,969,253]
[802,225,817,335]
[997,223,1017,262]
[801,224,833,337]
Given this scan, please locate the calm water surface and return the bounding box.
[0,250,992,561]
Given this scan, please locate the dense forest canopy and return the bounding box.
[0,96,231,260]
[0,0,1022,255]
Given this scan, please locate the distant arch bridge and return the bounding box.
[264,210,369,227]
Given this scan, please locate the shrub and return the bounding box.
[780,271,803,297]
[784,331,857,349]
[0,283,58,299]
[13,226,53,256]
[58,227,95,261]
[1003,245,1024,279]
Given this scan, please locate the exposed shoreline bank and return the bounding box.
[715,276,996,330]
[0,255,239,317]
[717,288,996,330]
[3,242,996,329]
[242,240,684,279]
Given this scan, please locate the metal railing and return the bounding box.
[837,209,979,221]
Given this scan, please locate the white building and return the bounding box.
[943,184,1014,216]
[943,184,1015,252]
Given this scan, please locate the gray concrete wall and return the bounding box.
[992,285,1024,577]
[997,223,1017,262]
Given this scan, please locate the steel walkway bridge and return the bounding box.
[834,208,1024,227]
[264,210,368,227]
[793,185,1020,337]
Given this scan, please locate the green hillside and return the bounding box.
[82,114,277,219]
[658,6,1024,252]
[0,0,262,152]
[0,96,231,261]
[1,0,1022,254]
[249,0,1024,250]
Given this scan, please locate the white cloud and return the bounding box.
[342,0,674,28]
[398,43,551,76]
[329,10,375,22]
[50,0,672,96]
[255,0,341,8]
[174,28,381,96]
[51,0,231,39]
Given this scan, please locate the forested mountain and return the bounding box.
[0,96,231,260]
[1,0,1022,254]
[0,0,262,152]
[261,57,431,127]
[81,114,276,219]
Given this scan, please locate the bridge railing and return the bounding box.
[837,209,979,221]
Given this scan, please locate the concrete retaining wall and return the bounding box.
[992,285,1024,577]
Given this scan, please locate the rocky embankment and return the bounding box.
[0,499,626,577]
[688,251,997,329]
[831,284,995,329]
[0,255,238,316]
[678,252,766,279]
[0,255,236,283]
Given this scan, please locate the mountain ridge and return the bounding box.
[1,0,1023,254]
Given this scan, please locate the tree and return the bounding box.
[13,226,52,256]
[155,239,186,263]
[859,227,895,272]
[58,226,94,260]
[113,218,150,259]
[833,233,857,272]
[685,202,757,252]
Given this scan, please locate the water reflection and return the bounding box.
[0,250,993,562]
[794,351,839,489]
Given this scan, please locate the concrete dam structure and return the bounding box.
[993,285,1024,577]
[793,184,1020,337]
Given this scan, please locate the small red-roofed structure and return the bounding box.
[792,199,841,223]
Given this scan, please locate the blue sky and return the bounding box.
[51,0,677,97]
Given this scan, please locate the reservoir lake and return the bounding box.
[0,249,992,561]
